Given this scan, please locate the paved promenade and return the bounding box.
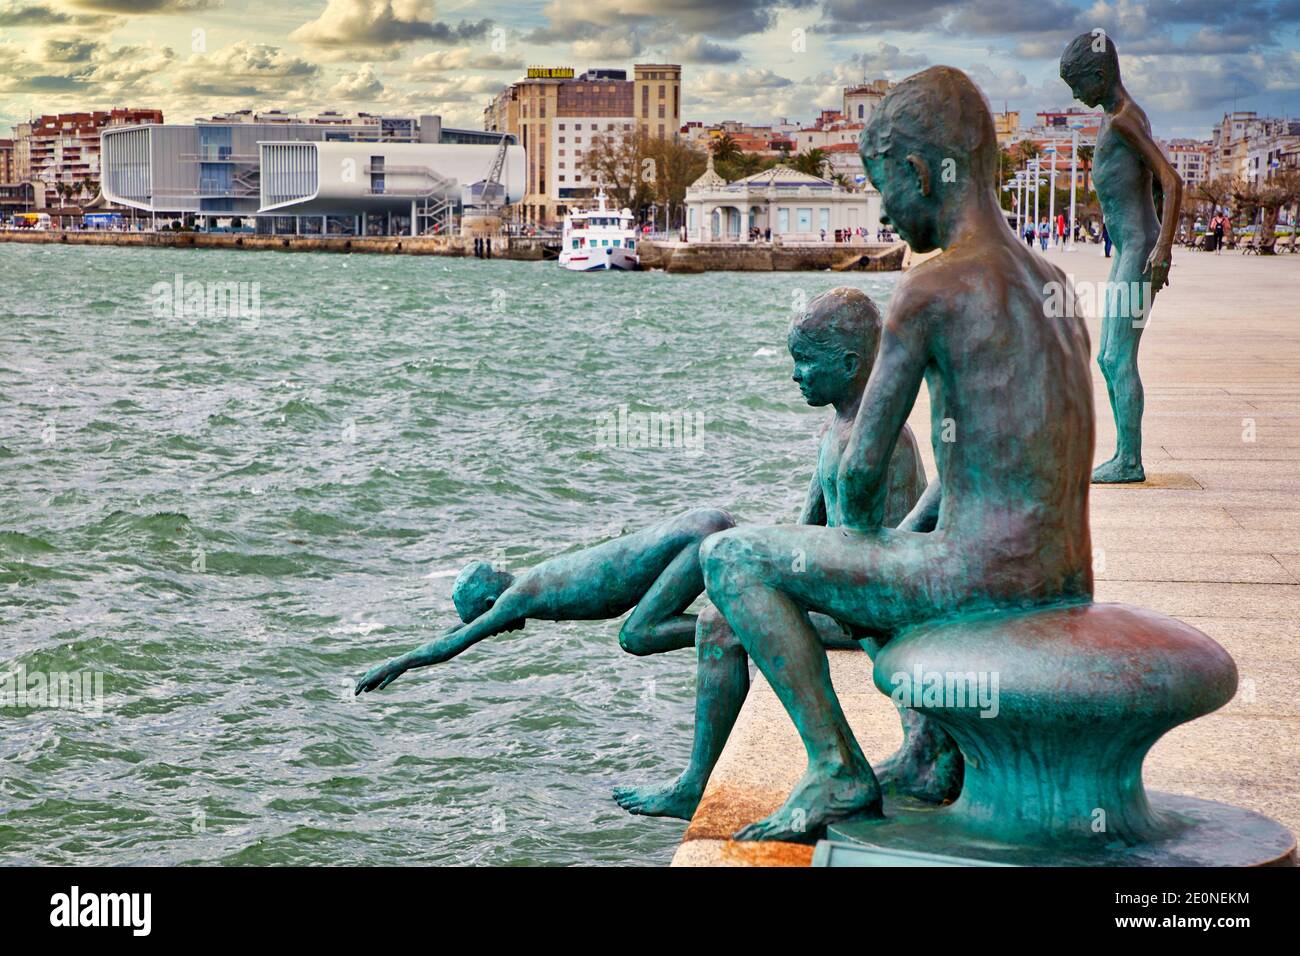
[675,247,1300,866]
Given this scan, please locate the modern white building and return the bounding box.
[101,115,516,233]
[684,156,881,242]
[258,140,525,235]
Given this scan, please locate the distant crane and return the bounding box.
[476,132,511,214]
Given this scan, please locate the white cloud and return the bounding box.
[329,64,384,100]
[289,0,491,57]
[171,40,320,98]
[407,47,523,76]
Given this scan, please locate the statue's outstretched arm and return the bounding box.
[838,305,929,531]
[354,592,529,694]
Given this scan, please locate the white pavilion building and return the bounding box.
[684,155,881,243]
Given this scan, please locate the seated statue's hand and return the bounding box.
[355,659,404,695]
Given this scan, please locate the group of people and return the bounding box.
[1019,215,1114,256]
[1021,212,1072,251]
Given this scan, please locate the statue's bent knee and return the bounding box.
[695,604,741,655]
[617,619,656,656]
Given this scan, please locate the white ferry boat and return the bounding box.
[558,187,639,271]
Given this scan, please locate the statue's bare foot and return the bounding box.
[612,777,703,820]
[1091,457,1145,484]
[732,765,882,843]
[875,745,963,804]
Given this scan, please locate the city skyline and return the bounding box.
[0,0,1297,140]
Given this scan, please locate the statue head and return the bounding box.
[859,66,998,252]
[452,560,516,623]
[1060,31,1120,108]
[788,287,882,408]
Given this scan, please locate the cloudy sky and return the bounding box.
[1,0,1297,140]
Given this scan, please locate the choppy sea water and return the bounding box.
[0,243,898,865]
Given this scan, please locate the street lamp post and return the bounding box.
[1030,158,1041,238]
[1045,146,1058,249]
[1013,167,1024,235]
[1067,123,1084,251]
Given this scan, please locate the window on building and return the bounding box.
[797,208,811,231]
[659,85,665,98]
[559,124,565,130]
[559,137,565,143]
[658,104,665,118]
[778,207,790,233]
[819,208,830,232]
[575,124,582,130]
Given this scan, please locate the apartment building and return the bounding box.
[12,108,163,207]
[992,111,1021,148]
[483,64,682,225]
[1208,111,1292,181]
[1163,138,1213,190]
[0,138,14,183]
[1242,121,1300,184]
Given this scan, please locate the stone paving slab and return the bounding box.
[673,249,1300,866]
[1094,551,1296,584]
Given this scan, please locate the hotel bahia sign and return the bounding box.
[526,67,575,79]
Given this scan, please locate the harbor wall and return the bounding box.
[0,230,907,271]
[0,229,543,259]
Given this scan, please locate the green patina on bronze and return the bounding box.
[698,65,1291,864]
[355,287,954,821]
[355,62,1294,864]
[1061,32,1184,484]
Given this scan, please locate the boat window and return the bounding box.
[572,239,580,249]
[627,240,635,250]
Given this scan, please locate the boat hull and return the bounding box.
[559,247,639,271]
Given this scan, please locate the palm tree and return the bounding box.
[1014,139,1041,163]
[792,148,829,179]
[710,133,741,164]
[731,153,763,177]
[1075,144,1095,195]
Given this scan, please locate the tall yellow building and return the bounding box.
[484,64,681,225]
